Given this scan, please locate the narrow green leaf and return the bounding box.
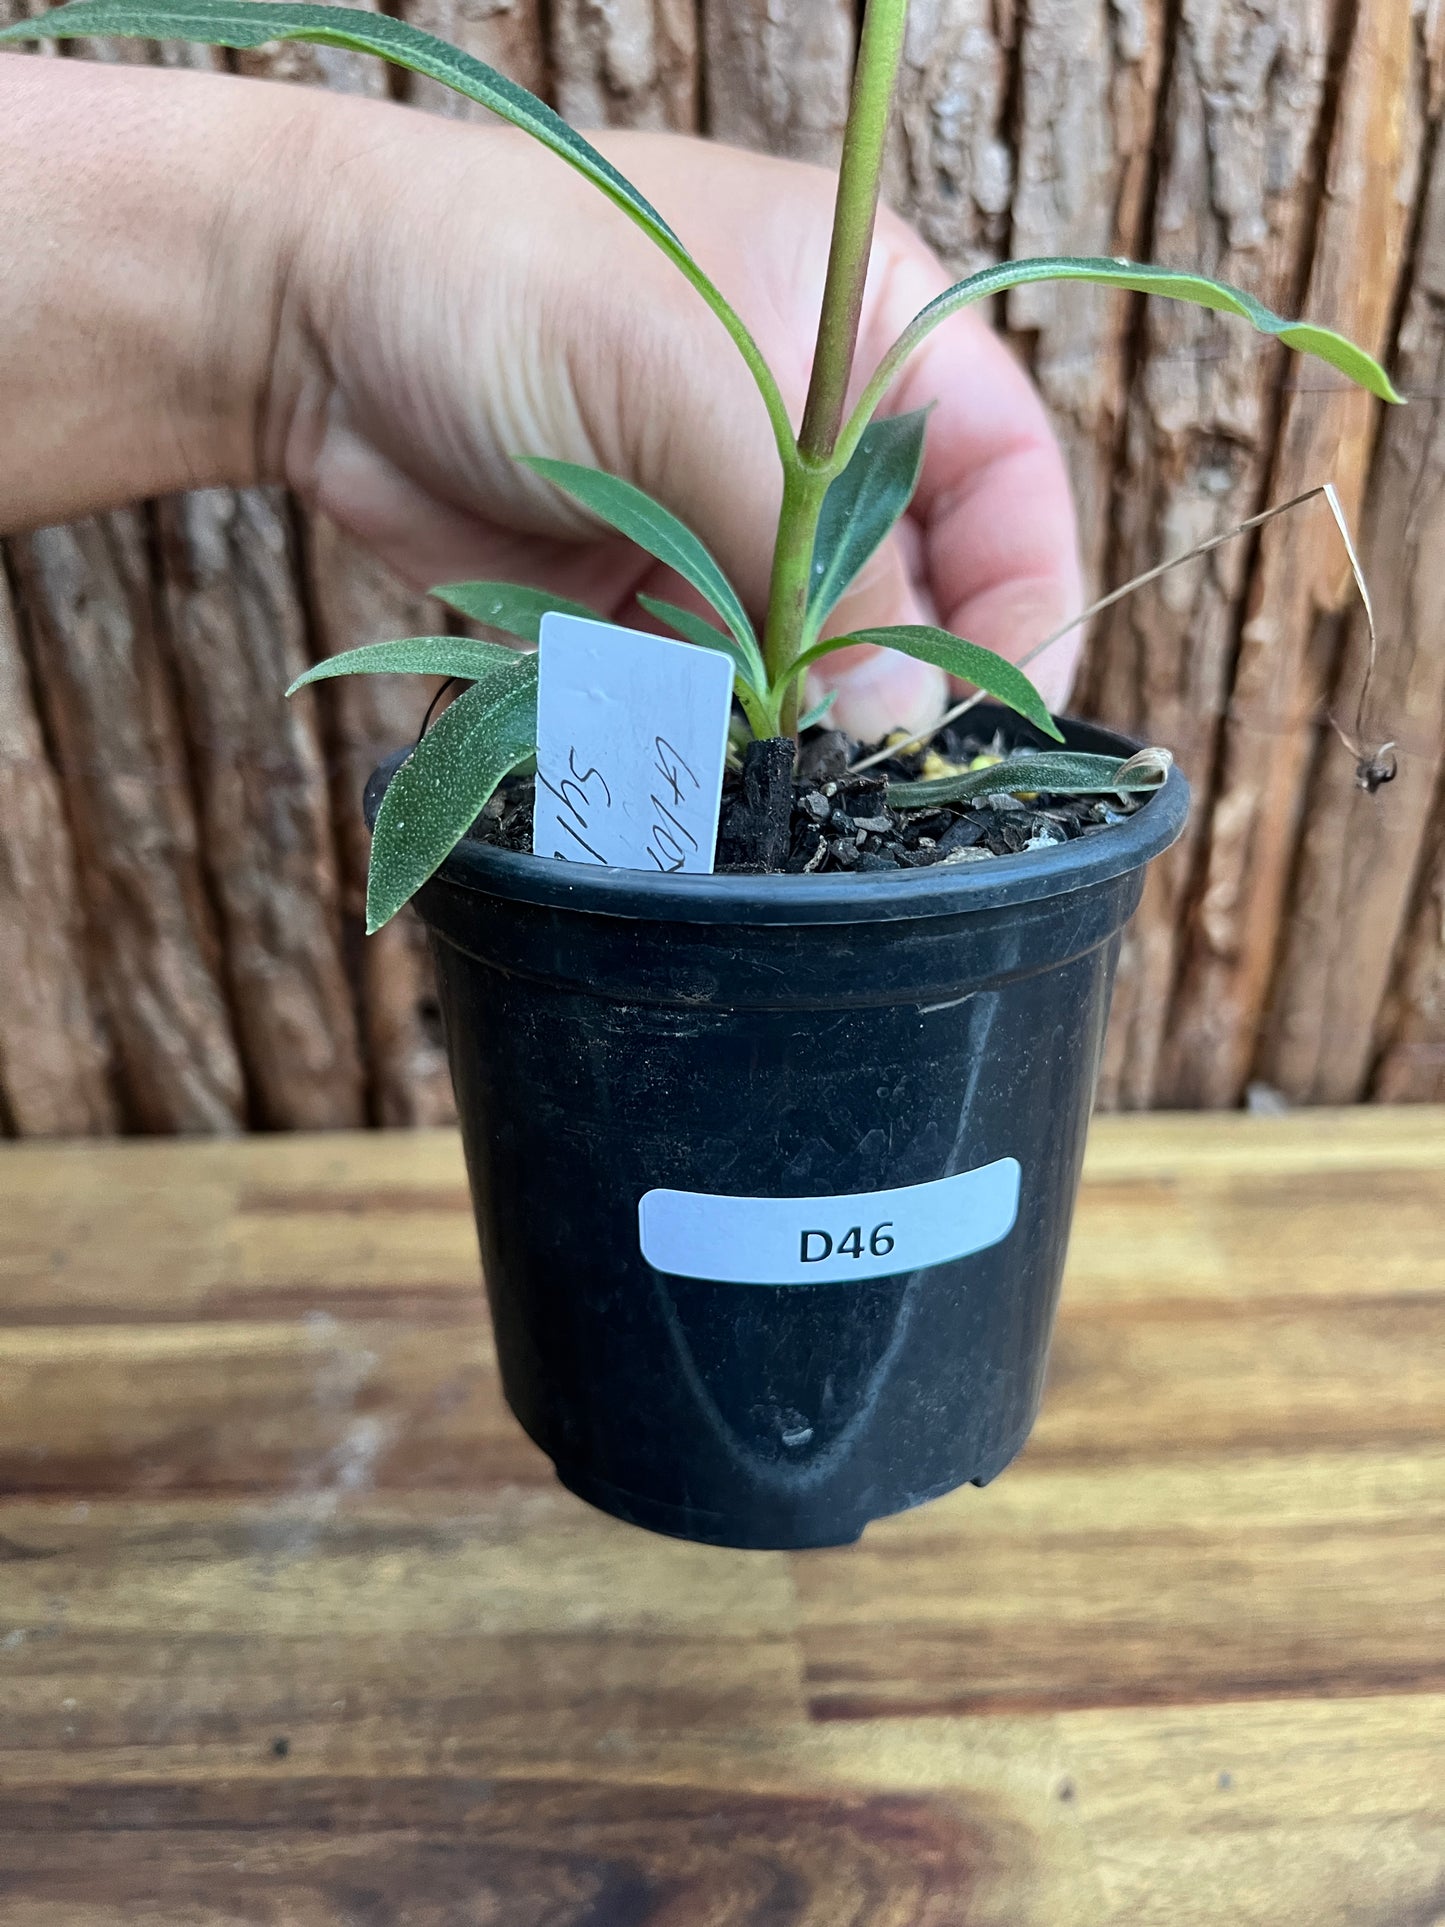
[2,2,671,224]
[889,749,1170,810]
[287,635,521,697]
[4,0,676,242]
[808,409,928,633]
[637,595,763,686]
[430,581,598,644]
[366,653,537,932]
[0,0,798,464]
[842,254,1402,470]
[794,626,1063,742]
[799,689,839,730]
[637,596,772,737]
[523,457,759,660]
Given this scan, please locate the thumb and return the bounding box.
[802,523,947,742]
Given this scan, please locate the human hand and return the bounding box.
[0,61,1081,741]
[280,108,1083,740]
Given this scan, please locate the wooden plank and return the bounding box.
[1038,1298,1442,1462]
[156,490,365,1130]
[797,1450,1445,1715]
[1263,58,1445,1101]
[1164,0,1425,1105]
[401,0,545,107]
[1078,0,1341,1109]
[1063,1161,1445,1305]
[8,518,245,1132]
[0,1118,1441,1924]
[701,0,855,167]
[551,0,698,131]
[302,514,457,1127]
[0,1770,1098,1927]
[5,1279,1433,1493]
[0,1496,798,1643]
[0,1626,807,1776]
[1054,1695,1445,1927]
[0,559,116,1136]
[1,1108,1439,1321]
[1079,1101,1445,1174]
[2,1119,1441,1490]
[0,1319,527,1493]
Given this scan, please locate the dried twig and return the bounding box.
[850,482,1394,790]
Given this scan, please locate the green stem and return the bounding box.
[797,0,911,465]
[758,0,909,736]
[762,460,831,731]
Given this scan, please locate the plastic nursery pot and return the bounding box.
[365,711,1188,1550]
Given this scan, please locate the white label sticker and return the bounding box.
[638,1159,1021,1286]
[534,613,734,873]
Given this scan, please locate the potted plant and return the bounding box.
[6,0,1397,1549]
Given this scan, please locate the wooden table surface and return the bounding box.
[0,1111,1441,1925]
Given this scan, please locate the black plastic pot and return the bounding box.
[367,712,1187,1549]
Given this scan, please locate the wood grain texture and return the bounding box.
[8,518,246,1133]
[302,514,457,1128]
[1264,20,1445,1102]
[5,2,1445,1129]
[552,0,697,131]
[702,0,855,166]
[156,490,365,1131]
[0,1114,1440,1923]
[0,561,116,1136]
[1078,0,1341,1109]
[401,0,546,108]
[1164,0,1423,1105]
[1008,0,1164,611]
[1374,791,1445,1099]
[885,0,1013,274]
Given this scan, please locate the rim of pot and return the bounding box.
[368,711,1189,929]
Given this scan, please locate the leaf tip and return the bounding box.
[364,877,399,936]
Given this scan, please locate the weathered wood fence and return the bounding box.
[2,0,1443,1134]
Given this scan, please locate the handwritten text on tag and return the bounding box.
[534,614,734,873]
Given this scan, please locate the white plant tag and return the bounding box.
[534,613,734,873]
[639,1158,1021,1286]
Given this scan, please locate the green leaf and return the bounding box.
[523,458,760,661]
[430,581,598,644]
[637,596,773,738]
[889,749,1171,810]
[2,1,672,226]
[0,0,798,463]
[842,254,1402,469]
[366,653,537,932]
[637,595,763,685]
[794,626,1063,743]
[799,689,839,730]
[808,408,928,634]
[287,635,521,697]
